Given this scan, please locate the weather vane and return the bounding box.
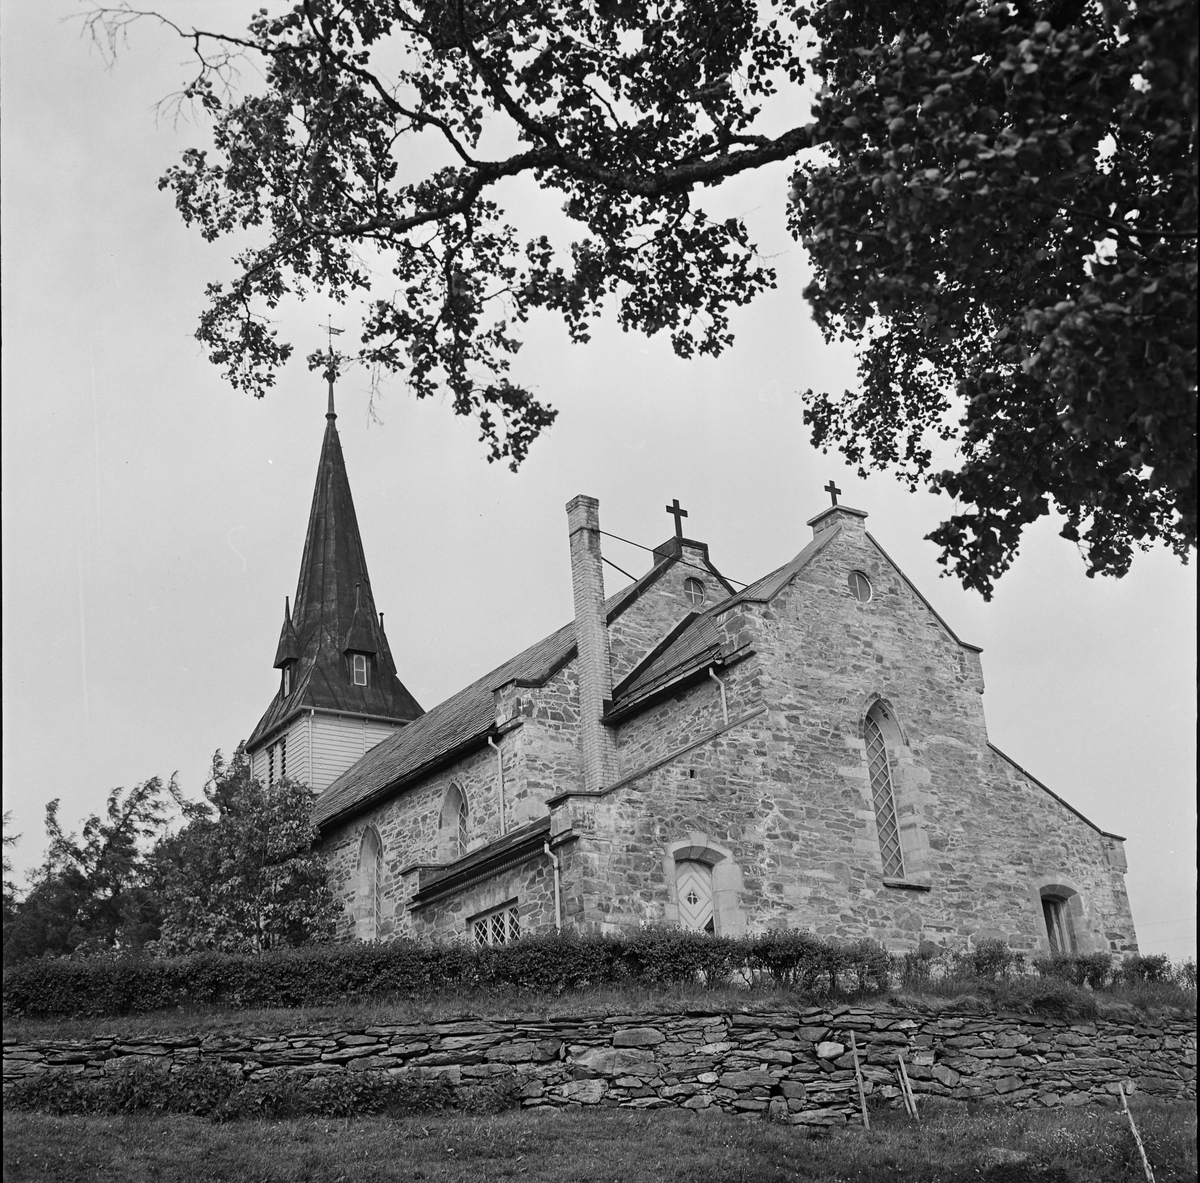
[321,317,344,416]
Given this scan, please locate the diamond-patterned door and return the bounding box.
[676,860,715,933]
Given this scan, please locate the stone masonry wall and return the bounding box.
[554,514,1136,954]
[753,516,1136,955]
[6,1005,1193,1124]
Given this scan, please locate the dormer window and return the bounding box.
[352,653,368,686]
[282,665,292,696]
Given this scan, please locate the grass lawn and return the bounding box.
[5,980,1194,1045]
[3,1100,1195,1183]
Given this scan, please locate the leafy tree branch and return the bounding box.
[82,0,1195,593]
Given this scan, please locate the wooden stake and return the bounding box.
[898,1052,920,1121]
[1118,1082,1155,1183]
[849,1030,870,1131]
[895,1067,914,1117]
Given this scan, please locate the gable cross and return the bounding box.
[665,498,688,539]
[824,480,842,507]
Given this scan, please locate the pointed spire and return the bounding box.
[342,583,377,655]
[273,596,302,669]
[246,376,423,752]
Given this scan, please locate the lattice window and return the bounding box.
[865,710,904,878]
[457,796,469,857]
[472,904,520,947]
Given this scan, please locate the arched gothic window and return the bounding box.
[865,703,904,878]
[356,827,383,941]
[439,784,469,862]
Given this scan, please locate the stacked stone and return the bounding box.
[4,1005,1195,1122]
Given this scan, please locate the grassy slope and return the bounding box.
[5,980,1195,1043]
[3,1101,1196,1183]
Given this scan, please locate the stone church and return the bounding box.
[246,382,1138,959]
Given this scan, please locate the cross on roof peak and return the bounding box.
[665,498,688,540]
[824,480,842,507]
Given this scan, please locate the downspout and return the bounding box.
[543,842,562,933]
[487,736,506,836]
[708,667,729,726]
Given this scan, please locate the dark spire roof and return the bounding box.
[273,597,302,669]
[248,384,423,749]
[342,584,377,655]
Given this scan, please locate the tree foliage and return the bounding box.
[2,811,22,931]
[1,779,180,963]
[151,747,337,955]
[87,0,1195,592]
[794,0,1196,592]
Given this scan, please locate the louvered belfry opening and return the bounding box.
[865,707,905,879]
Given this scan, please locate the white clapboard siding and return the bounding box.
[308,714,402,792]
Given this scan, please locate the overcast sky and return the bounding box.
[2,2,1194,959]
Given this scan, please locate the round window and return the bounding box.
[848,570,872,601]
[683,577,705,607]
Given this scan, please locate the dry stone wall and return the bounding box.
[6,1005,1193,1123]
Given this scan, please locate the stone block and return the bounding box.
[612,1028,666,1048]
[559,1079,607,1104]
[816,1042,845,1060]
[755,1049,793,1065]
[719,1069,774,1090]
[572,1047,655,1076]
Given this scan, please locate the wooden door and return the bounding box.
[676,860,715,933]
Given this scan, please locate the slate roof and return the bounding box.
[410,817,554,905]
[248,392,423,750]
[312,528,840,831]
[311,563,671,828]
[608,614,725,716]
[604,528,841,719]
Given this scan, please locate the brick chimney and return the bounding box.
[566,495,618,792]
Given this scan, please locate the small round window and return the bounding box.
[683,577,706,607]
[848,571,872,601]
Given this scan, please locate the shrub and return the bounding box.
[1033,953,1113,990]
[1118,954,1174,985]
[745,930,838,992]
[963,938,1021,981]
[839,939,894,994]
[1174,958,1197,990]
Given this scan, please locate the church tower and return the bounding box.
[246,374,423,791]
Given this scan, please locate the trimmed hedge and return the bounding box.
[6,933,1193,1020]
[3,929,874,1018]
